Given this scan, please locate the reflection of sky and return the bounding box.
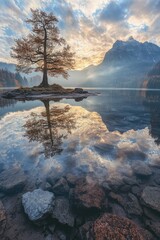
[0,103,160,185]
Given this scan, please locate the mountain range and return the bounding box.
[1,37,160,88]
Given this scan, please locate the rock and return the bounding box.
[78,214,144,240]
[0,200,6,237]
[101,181,111,192]
[141,186,160,213]
[123,176,138,185]
[22,189,55,221]
[77,221,94,240]
[52,178,70,195]
[52,197,75,227]
[0,163,4,173]
[46,172,62,186]
[73,179,105,210]
[154,173,160,185]
[132,161,152,177]
[48,223,56,233]
[145,220,160,238]
[55,230,67,240]
[131,185,142,197]
[126,193,143,216]
[94,214,144,240]
[109,192,125,206]
[140,228,156,240]
[143,206,160,222]
[111,203,127,217]
[120,184,131,193]
[74,88,84,94]
[44,182,53,191]
[108,177,124,191]
[0,168,26,194]
[66,174,78,187]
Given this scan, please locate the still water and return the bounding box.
[0,89,160,184]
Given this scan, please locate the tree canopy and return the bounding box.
[11,9,75,87]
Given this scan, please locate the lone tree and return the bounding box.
[11,9,75,87]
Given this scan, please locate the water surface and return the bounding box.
[0,89,160,184]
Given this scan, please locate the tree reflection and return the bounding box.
[23,100,76,158]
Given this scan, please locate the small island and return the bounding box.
[2,84,96,100]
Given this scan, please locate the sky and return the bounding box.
[0,0,160,69]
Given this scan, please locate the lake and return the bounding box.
[0,88,160,239]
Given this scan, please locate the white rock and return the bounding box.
[22,189,55,221]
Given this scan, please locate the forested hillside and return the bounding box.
[0,69,28,87]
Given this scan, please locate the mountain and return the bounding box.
[103,36,160,65]
[146,61,160,89]
[0,62,16,73]
[57,37,160,88]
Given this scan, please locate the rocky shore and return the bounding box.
[1,84,96,101]
[0,162,160,240]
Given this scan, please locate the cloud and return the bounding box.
[99,0,132,23]
[0,0,160,69]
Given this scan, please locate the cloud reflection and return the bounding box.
[0,103,160,184]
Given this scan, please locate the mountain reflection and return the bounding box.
[23,100,76,158]
[145,90,160,145]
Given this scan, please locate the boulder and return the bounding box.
[77,214,144,240]
[126,193,143,216]
[73,179,105,210]
[66,174,78,187]
[109,192,125,206]
[94,214,144,240]
[123,176,138,185]
[131,185,142,197]
[52,197,75,227]
[141,186,160,213]
[145,220,160,238]
[107,177,124,191]
[111,203,126,217]
[0,200,6,237]
[154,173,160,185]
[22,189,55,221]
[0,168,26,194]
[52,178,70,195]
[132,161,152,177]
[74,88,84,94]
[77,221,94,240]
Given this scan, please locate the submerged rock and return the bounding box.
[111,203,127,217]
[0,200,6,237]
[141,186,160,213]
[52,178,70,196]
[126,193,143,216]
[73,179,105,210]
[52,197,75,227]
[0,168,26,194]
[132,161,152,177]
[22,189,55,221]
[145,220,160,238]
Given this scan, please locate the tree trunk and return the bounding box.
[39,67,49,87]
[39,26,49,88]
